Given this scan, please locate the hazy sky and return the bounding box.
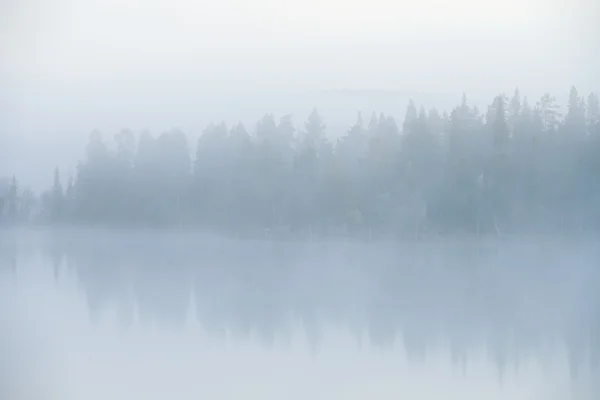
[1,0,599,189]
[4,0,597,92]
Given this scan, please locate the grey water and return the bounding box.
[1,229,599,399]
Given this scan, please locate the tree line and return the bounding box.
[3,87,600,237]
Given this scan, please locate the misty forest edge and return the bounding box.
[1,87,600,238]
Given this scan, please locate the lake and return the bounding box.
[1,228,599,399]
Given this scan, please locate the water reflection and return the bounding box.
[2,229,600,398]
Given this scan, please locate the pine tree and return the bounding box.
[304,108,327,156]
[564,86,587,139]
[508,88,521,134]
[492,95,509,149]
[402,99,418,134]
[349,111,364,137]
[538,93,561,134]
[52,168,64,221]
[7,176,18,222]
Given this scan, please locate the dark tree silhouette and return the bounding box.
[2,88,597,237]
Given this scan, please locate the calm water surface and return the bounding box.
[1,229,599,399]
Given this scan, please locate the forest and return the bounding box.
[2,87,600,238]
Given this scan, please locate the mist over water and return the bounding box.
[3,0,599,397]
[0,229,598,399]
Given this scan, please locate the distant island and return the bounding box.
[1,87,599,238]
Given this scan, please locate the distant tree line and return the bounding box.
[2,87,600,237]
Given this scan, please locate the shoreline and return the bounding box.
[1,224,598,246]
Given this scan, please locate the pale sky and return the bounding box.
[1,0,599,189]
[3,0,595,91]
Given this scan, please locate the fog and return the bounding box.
[2,0,600,398]
[2,0,600,188]
[1,229,599,399]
